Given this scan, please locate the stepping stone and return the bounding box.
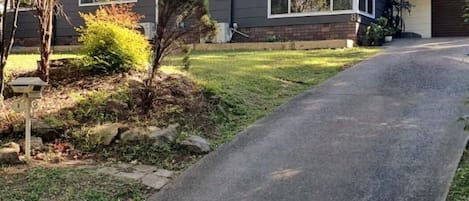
[154,169,175,178]
[115,171,146,180]
[134,165,158,174]
[141,173,172,190]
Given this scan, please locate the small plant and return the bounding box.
[366,23,384,46]
[77,5,151,73]
[265,35,285,42]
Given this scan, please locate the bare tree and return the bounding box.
[0,0,22,104]
[148,0,216,86]
[31,0,65,82]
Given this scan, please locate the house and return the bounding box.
[7,0,469,47]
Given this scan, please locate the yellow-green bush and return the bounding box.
[77,20,150,72]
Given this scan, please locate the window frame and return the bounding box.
[357,0,374,18]
[78,0,138,7]
[268,0,375,19]
[3,0,34,12]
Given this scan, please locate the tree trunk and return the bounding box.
[0,62,5,103]
[0,0,21,103]
[37,0,54,82]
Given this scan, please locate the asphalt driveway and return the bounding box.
[151,38,469,201]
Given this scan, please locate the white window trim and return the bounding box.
[7,7,34,12]
[79,0,138,7]
[3,0,34,12]
[267,0,375,19]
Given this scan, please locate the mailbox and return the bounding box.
[9,77,48,99]
[8,77,48,161]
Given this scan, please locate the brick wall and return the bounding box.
[232,22,359,42]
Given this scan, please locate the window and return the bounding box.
[358,0,373,15]
[269,0,374,18]
[270,0,352,16]
[79,0,138,7]
[2,0,34,11]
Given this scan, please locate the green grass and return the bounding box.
[6,53,82,72]
[448,149,469,201]
[0,167,149,201]
[162,48,381,145]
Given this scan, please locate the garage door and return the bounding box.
[432,0,469,37]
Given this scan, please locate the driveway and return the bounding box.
[150,38,469,201]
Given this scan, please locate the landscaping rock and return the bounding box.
[141,173,172,190]
[18,136,45,154]
[119,127,149,143]
[89,123,124,146]
[149,124,179,145]
[0,142,21,164]
[153,169,175,178]
[133,165,158,174]
[147,126,160,133]
[180,136,211,154]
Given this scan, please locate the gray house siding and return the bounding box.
[209,0,231,23]
[56,0,156,37]
[8,1,156,46]
[6,11,38,39]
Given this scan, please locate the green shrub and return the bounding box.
[77,21,150,73]
[365,23,384,46]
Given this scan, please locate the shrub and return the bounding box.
[77,6,150,73]
[365,23,384,46]
[80,4,143,29]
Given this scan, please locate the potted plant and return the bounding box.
[376,16,395,43]
[384,27,395,42]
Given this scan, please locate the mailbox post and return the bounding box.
[9,77,47,160]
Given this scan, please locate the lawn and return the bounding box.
[6,53,82,72]
[1,48,381,200]
[162,48,381,145]
[448,149,469,201]
[0,167,149,201]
